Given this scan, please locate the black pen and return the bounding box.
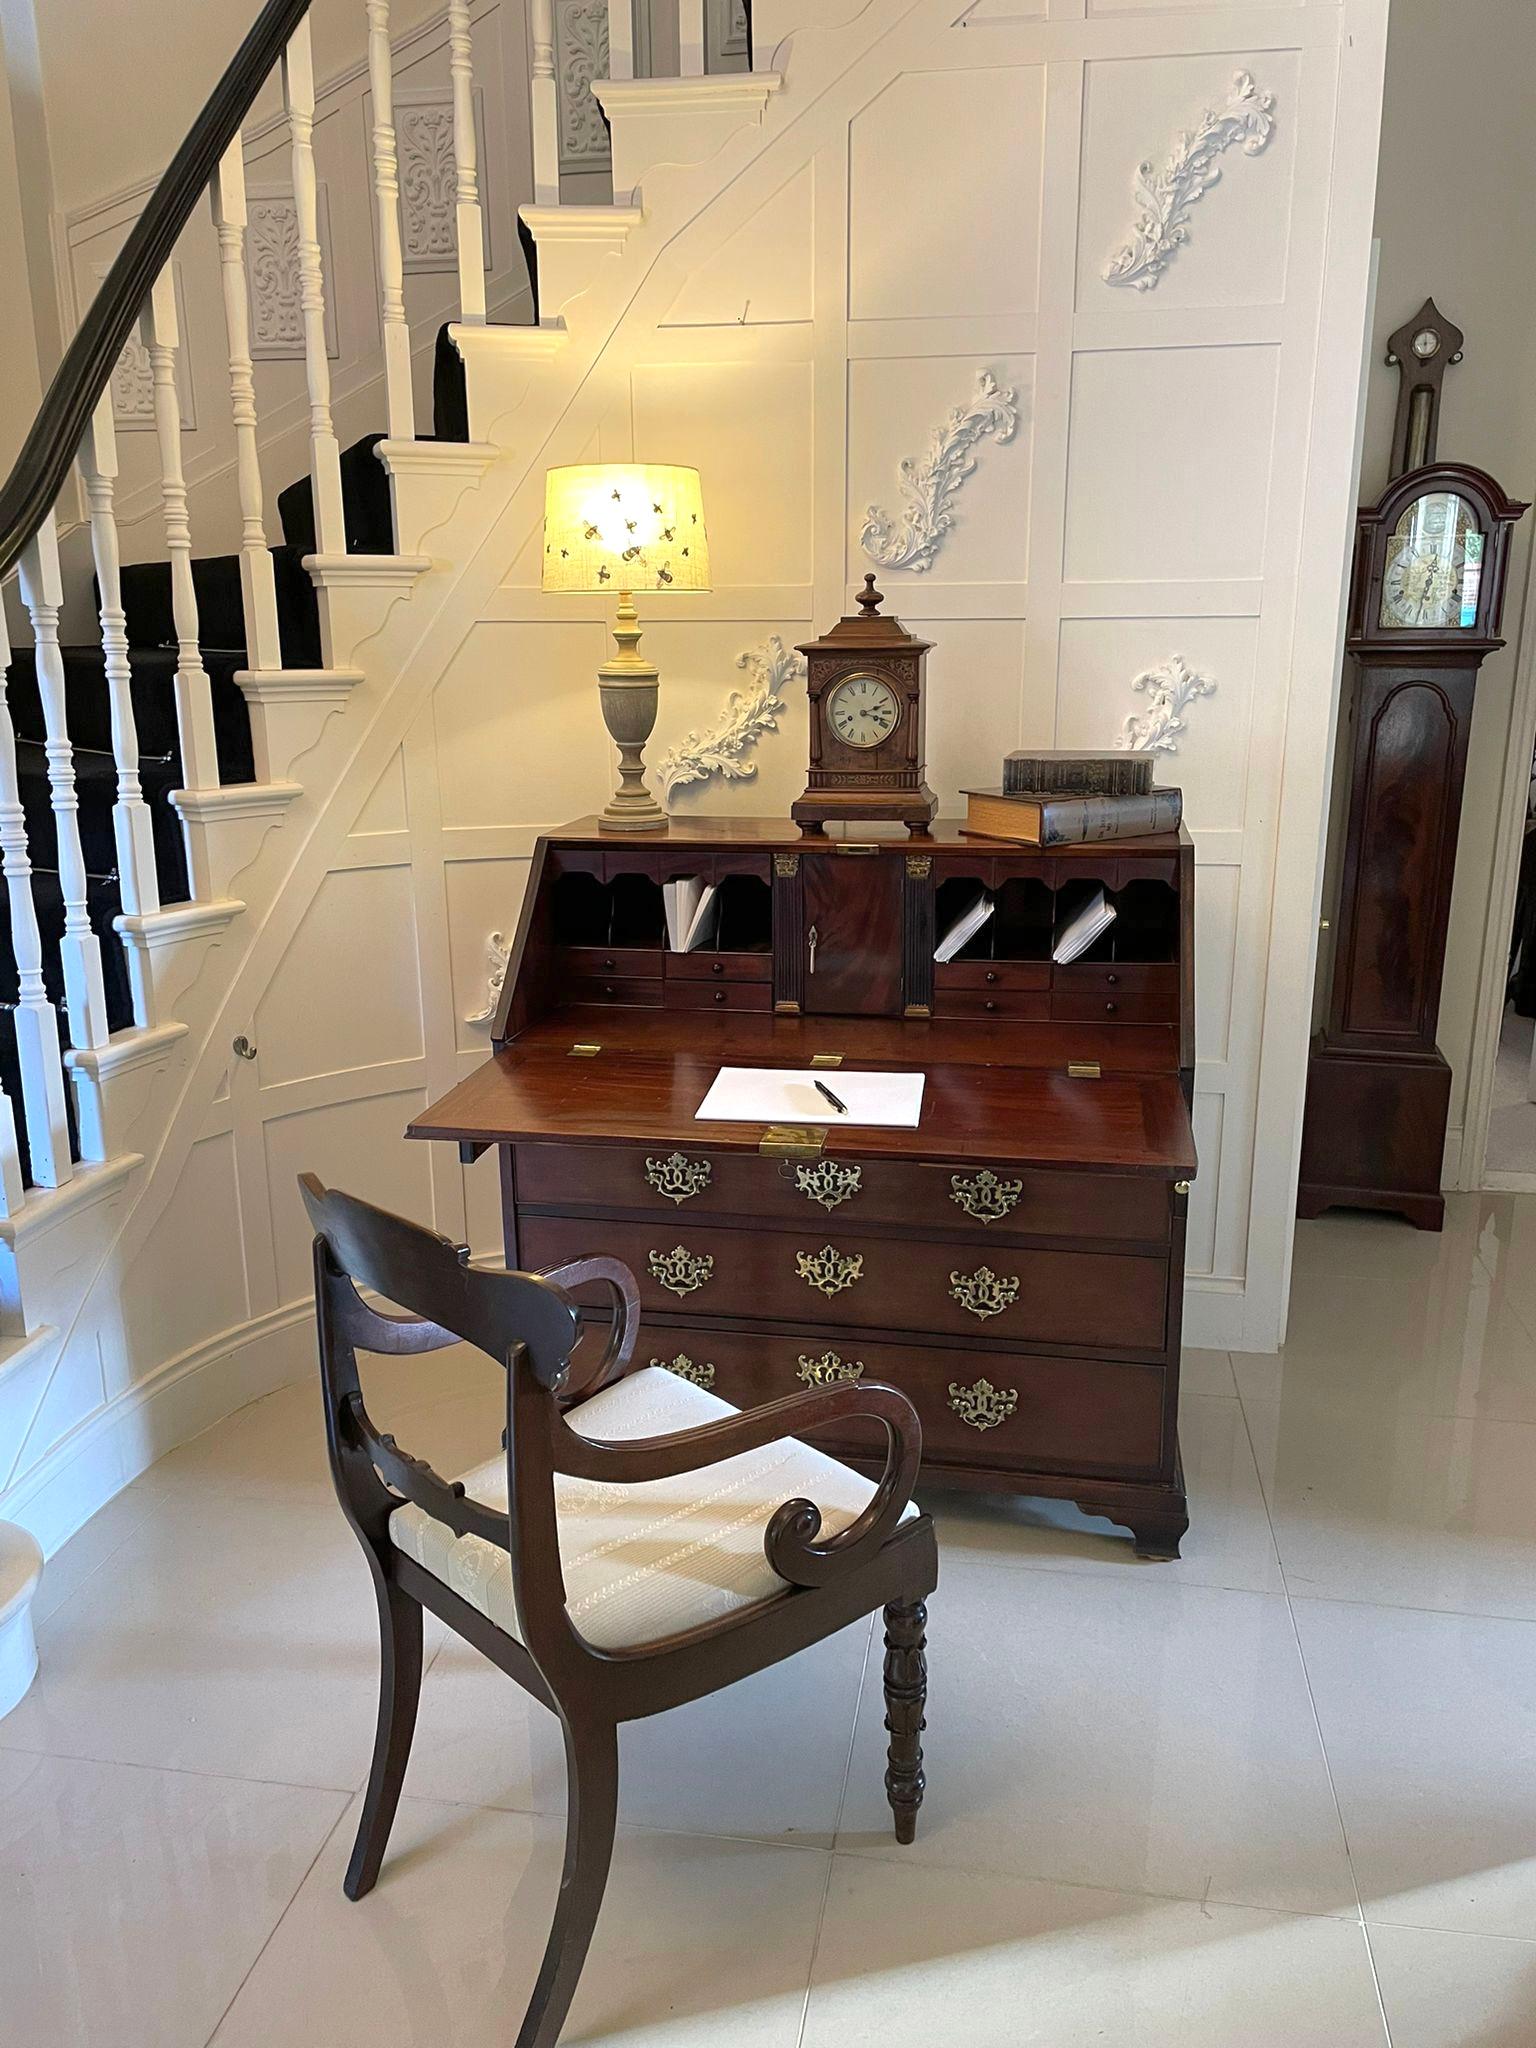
[813,1077,849,1116]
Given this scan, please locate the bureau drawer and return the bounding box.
[628,1323,1168,1478]
[933,960,1052,992]
[514,1143,1171,1246]
[522,1214,1169,1352]
[558,946,664,979]
[564,974,663,1007]
[930,989,1050,1022]
[1051,962,1179,996]
[664,980,774,1013]
[1049,993,1178,1024]
[663,950,774,983]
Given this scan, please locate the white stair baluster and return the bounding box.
[143,270,221,794]
[0,604,70,1187]
[530,0,560,207]
[679,0,705,75]
[607,0,635,82]
[365,0,415,435]
[282,17,347,555]
[210,135,284,673]
[17,516,111,1054]
[78,398,160,931]
[0,1080,24,1216]
[447,0,487,320]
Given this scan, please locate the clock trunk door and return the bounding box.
[802,854,903,1015]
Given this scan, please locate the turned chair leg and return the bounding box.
[516,1712,620,2048]
[345,1578,424,1901]
[882,1596,928,1846]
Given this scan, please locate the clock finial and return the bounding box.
[857,572,884,617]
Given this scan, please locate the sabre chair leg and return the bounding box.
[882,1596,928,1846]
[516,1711,620,2048]
[345,1577,424,1900]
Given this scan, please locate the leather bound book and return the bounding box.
[1002,750,1154,797]
[961,786,1182,846]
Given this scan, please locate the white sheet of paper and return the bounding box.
[694,1066,925,1128]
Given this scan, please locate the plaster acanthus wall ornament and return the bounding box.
[1103,70,1276,291]
[654,635,805,802]
[248,186,340,360]
[1117,655,1217,754]
[859,369,1019,573]
[464,930,512,1027]
[554,0,611,173]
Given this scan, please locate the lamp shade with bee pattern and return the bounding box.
[541,464,710,595]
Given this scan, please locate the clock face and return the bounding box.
[827,671,901,749]
[1379,491,1484,631]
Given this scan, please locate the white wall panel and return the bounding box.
[1063,345,1279,583]
[846,354,1033,592]
[632,360,816,588]
[255,866,424,1088]
[265,1091,434,1305]
[354,751,410,836]
[849,66,1044,324]
[121,1134,249,1391]
[663,165,814,328]
[432,623,614,830]
[1076,50,1300,312]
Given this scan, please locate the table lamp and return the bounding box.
[542,462,711,832]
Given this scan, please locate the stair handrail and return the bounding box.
[0,0,312,582]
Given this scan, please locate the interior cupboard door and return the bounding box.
[801,853,903,1015]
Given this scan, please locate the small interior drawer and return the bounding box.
[930,989,1051,1022]
[663,950,774,982]
[664,980,773,1013]
[932,960,1051,992]
[1050,993,1178,1024]
[563,974,663,1007]
[558,945,664,978]
[1051,962,1179,994]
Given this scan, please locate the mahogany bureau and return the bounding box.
[410,816,1198,1555]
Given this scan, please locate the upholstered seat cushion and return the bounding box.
[388,1365,913,1651]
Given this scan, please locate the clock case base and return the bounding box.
[792,784,938,837]
[1297,1037,1451,1231]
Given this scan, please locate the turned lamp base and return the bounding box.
[597,590,667,834]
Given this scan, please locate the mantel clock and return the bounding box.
[792,575,937,836]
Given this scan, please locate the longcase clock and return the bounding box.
[1298,460,1527,1229]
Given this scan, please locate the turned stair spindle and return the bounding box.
[365,0,416,437]
[210,134,285,674]
[0,604,71,1187]
[143,268,221,795]
[17,517,111,1058]
[78,398,160,937]
[282,17,347,556]
[446,0,487,322]
[530,0,559,207]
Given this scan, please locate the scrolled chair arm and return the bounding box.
[534,1256,641,1400]
[553,1380,923,1590]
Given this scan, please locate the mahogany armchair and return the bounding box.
[300,1175,938,2048]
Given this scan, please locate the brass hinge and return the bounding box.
[810,1051,843,1068]
[759,1124,828,1159]
[569,1041,602,1058]
[1067,1060,1101,1080]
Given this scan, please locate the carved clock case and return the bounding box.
[1298,460,1528,1229]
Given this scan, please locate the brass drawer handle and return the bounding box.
[795,1159,862,1210]
[950,1169,1023,1224]
[653,1352,716,1389]
[796,1244,864,1297]
[648,1245,714,1297]
[645,1151,712,1204]
[948,1377,1019,1432]
[796,1351,865,1386]
[949,1265,1019,1319]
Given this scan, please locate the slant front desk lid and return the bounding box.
[409,1036,1196,1179]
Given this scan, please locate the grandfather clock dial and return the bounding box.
[792,576,938,837]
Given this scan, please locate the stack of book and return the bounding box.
[961,750,1182,847]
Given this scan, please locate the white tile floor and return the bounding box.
[6,1193,1536,2045]
[1487,1007,1536,1177]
